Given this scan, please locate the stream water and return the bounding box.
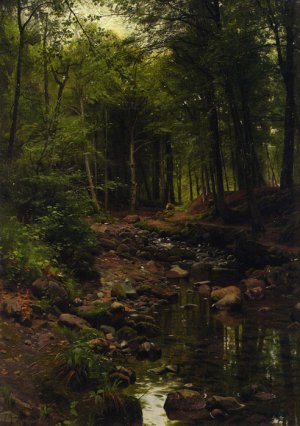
[126,281,300,426]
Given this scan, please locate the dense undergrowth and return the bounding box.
[0,186,106,292]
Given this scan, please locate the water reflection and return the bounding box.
[126,282,300,425]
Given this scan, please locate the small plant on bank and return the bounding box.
[57,326,105,345]
[88,380,124,417]
[54,342,110,390]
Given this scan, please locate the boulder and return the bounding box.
[166,265,189,279]
[117,241,137,257]
[122,280,137,298]
[75,304,113,327]
[87,338,109,353]
[197,284,211,297]
[207,395,245,413]
[244,286,265,300]
[213,293,242,310]
[110,366,136,385]
[58,313,90,330]
[166,203,175,211]
[136,341,162,361]
[136,321,161,337]
[136,284,152,296]
[211,286,242,311]
[211,286,241,302]
[111,283,126,299]
[136,284,178,302]
[241,277,265,289]
[110,301,125,314]
[98,238,118,250]
[191,262,212,281]
[291,302,300,322]
[117,243,136,256]
[116,326,138,341]
[164,389,207,421]
[124,215,140,224]
[1,299,22,318]
[32,276,70,309]
[145,260,165,274]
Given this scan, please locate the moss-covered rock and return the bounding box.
[136,321,161,337]
[116,326,138,341]
[75,303,112,327]
[111,283,126,300]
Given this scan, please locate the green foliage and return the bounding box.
[54,342,110,390]
[88,382,124,417]
[0,215,55,284]
[57,326,104,344]
[36,196,98,279]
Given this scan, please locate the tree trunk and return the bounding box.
[152,139,160,202]
[84,153,100,213]
[176,158,182,204]
[104,108,109,211]
[8,4,24,161]
[159,138,167,205]
[204,165,211,194]
[129,135,137,212]
[80,97,101,213]
[194,171,200,196]
[165,138,175,203]
[239,81,265,232]
[207,87,229,218]
[43,14,49,119]
[295,0,300,183]
[201,167,207,202]
[140,160,152,202]
[188,160,194,202]
[280,0,296,189]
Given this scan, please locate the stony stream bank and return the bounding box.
[1,216,300,425]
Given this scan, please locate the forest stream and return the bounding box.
[94,220,300,426]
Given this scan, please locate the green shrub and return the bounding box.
[0,216,55,284]
[37,200,98,279]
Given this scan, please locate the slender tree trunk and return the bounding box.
[129,133,137,212]
[295,0,300,183]
[201,167,207,202]
[94,129,98,197]
[209,162,217,207]
[207,87,229,217]
[231,149,237,191]
[280,1,296,189]
[165,138,175,203]
[194,171,200,196]
[176,158,182,204]
[104,108,109,211]
[80,97,100,213]
[8,3,24,161]
[152,140,160,202]
[140,161,152,202]
[159,138,166,205]
[43,14,49,119]
[188,160,194,202]
[220,143,229,192]
[204,165,211,194]
[239,82,265,232]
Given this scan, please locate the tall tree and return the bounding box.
[256,0,296,189]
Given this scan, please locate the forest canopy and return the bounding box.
[0,0,299,282]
